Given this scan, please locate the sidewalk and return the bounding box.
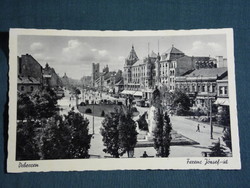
[170,115,224,150]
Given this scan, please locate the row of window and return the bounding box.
[177,84,216,93]
[219,86,228,95]
[20,86,34,92]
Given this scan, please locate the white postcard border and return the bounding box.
[7,28,241,172]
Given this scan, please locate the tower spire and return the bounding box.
[148,42,150,57]
[158,40,160,54]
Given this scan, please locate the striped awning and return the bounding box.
[214,98,229,106]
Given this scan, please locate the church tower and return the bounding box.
[124,45,139,90]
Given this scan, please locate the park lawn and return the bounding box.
[78,104,125,117]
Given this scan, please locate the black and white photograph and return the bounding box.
[7,29,240,172]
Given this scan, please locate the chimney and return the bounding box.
[216,56,224,68]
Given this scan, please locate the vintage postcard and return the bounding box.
[8,28,241,172]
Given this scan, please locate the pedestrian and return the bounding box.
[222,127,226,133]
[196,124,200,132]
[142,151,148,158]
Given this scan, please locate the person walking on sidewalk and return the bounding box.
[196,124,200,132]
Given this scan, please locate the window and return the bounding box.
[212,85,215,93]
[219,86,223,95]
[192,86,195,92]
[21,86,24,91]
[30,86,34,92]
[225,86,228,95]
[202,85,205,92]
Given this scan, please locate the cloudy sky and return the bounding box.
[18,34,227,79]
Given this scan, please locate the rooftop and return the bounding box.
[193,56,215,62]
[18,76,40,85]
[163,46,185,55]
[185,67,227,78]
[133,59,143,67]
[161,46,185,61]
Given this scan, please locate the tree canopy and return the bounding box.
[153,110,172,157]
[16,111,91,160]
[100,109,138,158]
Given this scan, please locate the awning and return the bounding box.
[121,90,136,95]
[128,90,136,95]
[133,91,143,97]
[214,98,229,106]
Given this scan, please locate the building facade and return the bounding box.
[17,54,43,94]
[18,54,43,83]
[43,63,62,88]
[122,45,227,102]
[175,67,228,111]
[214,76,229,106]
[17,54,63,94]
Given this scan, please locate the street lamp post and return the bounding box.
[210,98,213,139]
[92,104,95,135]
[207,87,213,139]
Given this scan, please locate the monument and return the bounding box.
[147,87,162,140]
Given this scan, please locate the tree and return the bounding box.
[37,116,70,159]
[209,140,227,157]
[172,89,191,115]
[222,128,232,151]
[118,113,138,157]
[137,112,148,131]
[17,93,36,120]
[217,106,230,127]
[37,111,91,159]
[100,108,138,158]
[153,110,172,157]
[100,110,121,158]
[33,90,59,119]
[16,119,41,160]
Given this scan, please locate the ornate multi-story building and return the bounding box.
[123,45,158,99]
[122,45,226,101]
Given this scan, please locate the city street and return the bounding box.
[58,89,227,158]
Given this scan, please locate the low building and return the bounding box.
[18,76,41,94]
[214,76,229,106]
[114,79,124,93]
[17,54,43,94]
[175,67,228,112]
[43,63,62,88]
[18,54,43,83]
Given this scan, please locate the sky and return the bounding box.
[18,34,227,79]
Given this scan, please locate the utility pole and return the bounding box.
[93,105,95,135]
[210,98,213,139]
